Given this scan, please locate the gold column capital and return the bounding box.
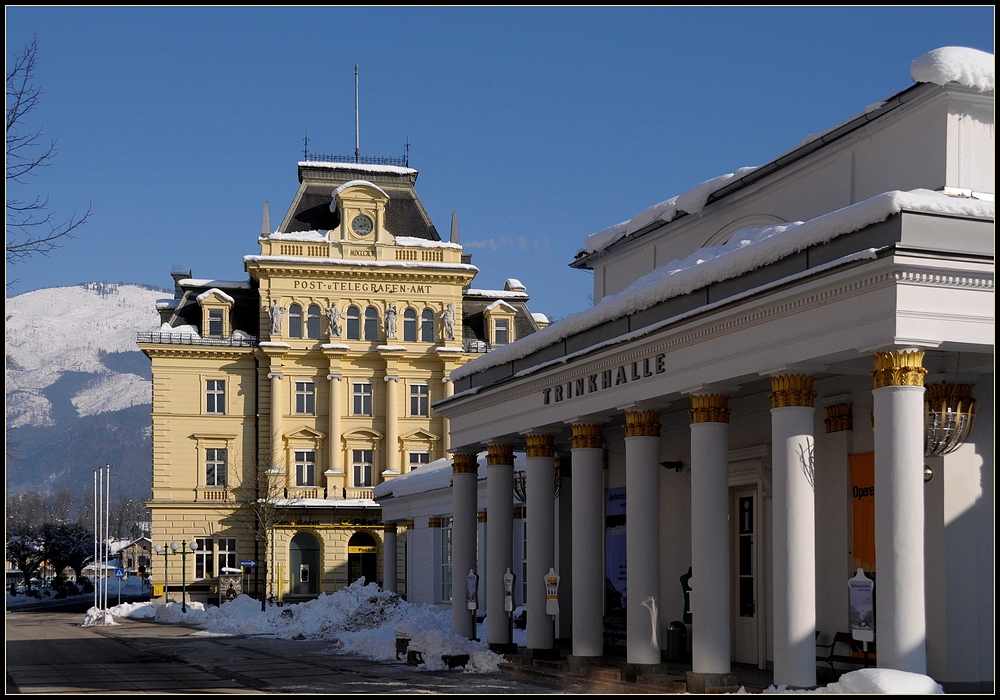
[477,510,487,524]
[513,505,524,519]
[871,349,927,388]
[689,394,731,424]
[525,433,555,458]
[402,520,414,529]
[769,374,817,408]
[486,444,515,465]
[427,517,442,528]
[824,403,853,433]
[570,423,604,449]
[452,452,479,474]
[383,523,397,534]
[624,410,661,438]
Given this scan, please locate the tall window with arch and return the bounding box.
[346,306,361,340]
[364,307,379,340]
[306,305,321,339]
[288,304,303,338]
[403,308,417,342]
[420,308,435,342]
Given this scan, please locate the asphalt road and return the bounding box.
[5,605,566,694]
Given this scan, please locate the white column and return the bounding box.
[441,377,454,453]
[383,524,398,593]
[624,411,661,665]
[486,444,515,649]
[525,434,555,652]
[327,373,343,492]
[384,375,399,476]
[689,395,731,674]
[770,375,817,688]
[452,453,479,639]
[268,371,284,469]
[570,424,605,657]
[872,350,927,674]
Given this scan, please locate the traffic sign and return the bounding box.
[239,560,257,567]
[115,568,126,579]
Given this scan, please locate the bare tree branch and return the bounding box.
[6,36,91,268]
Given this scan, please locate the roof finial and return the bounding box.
[450,211,460,244]
[261,201,271,237]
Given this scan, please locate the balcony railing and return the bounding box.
[137,332,258,347]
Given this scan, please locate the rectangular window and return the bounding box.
[494,318,510,345]
[217,537,237,576]
[206,380,226,414]
[440,515,453,602]
[207,309,224,337]
[295,381,315,415]
[353,449,373,487]
[409,451,430,471]
[409,383,429,416]
[206,448,227,487]
[295,450,316,486]
[195,537,214,579]
[352,382,372,416]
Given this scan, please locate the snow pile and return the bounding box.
[911,47,994,93]
[103,579,507,673]
[454,189,993,382]
[758,668,943,694]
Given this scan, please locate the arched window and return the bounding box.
[403,308,417,342]
[421,309,435,343]
[288,304,303,338]
[347,306,361,340]
[364,306,379,341]
[306,305,321,339]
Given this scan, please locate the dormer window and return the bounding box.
[494,318,510,345]
[197,288,234,339]
[483,299,516,349]
[207,309,224,338]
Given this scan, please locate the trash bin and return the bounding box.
[665,620,688,661]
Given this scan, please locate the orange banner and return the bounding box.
[850,452,876,574]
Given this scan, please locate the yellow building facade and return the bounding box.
[139,159,542,604]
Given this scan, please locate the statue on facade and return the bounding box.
[269,298,285,336]
[327,304,342,338]
[384,303,398,340]
[441,303,456,341]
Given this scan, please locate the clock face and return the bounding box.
[351,214,374,236]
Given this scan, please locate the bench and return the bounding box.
[817,632,876,674]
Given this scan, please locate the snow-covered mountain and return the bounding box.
[6,283,166,497]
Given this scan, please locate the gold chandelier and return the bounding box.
[924,382,977,457]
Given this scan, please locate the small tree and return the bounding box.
[42,522,94,587]
[6,530,45,595]
[6,36,91,269]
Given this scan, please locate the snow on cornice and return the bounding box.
[373,452,528,500]
[299,161,417,176]
[196,288,235,304]
[320,343,351,350]
[275,498,379,508]
[484,299,517,313]
[394,236,462,249]
[258,341,291,348]
[453,189,993,382]
[583,167,759,254]
[377,345,407,352]
[243,255,478,273]
[464,288,529,299]
[332,179,390,200]
[179,278,252,289]
[911,47,994,93]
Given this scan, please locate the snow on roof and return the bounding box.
[504,278,526,291]
[276,498,378,508]
[195,288,235,304]
[464,288,530,299]
[452,189,993,382]
[299,161,417,176]
[394,236,462,249]
[532,312,549,324]
[911,46,995,93]
[264,230,329,242]
[179,278,252,289]
[158,322,199,337]
[332,179,390,201]
[484,299,517,313]
[374,452,527,500]
[243,255,478,273]
[155,299,179,310]
[584,167,759,254]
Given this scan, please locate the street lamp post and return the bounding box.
[154,540,199,613]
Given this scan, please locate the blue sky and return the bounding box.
[5,6,994,321]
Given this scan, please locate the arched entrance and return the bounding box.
[347,531,378,586]
[289,531,320,596]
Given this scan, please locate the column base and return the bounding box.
[567,655,605,672]
[489,642,518,655]
[525,647,561,662]
[621,662,671,683]
[685,671,739,693]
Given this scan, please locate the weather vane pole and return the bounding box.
[354,64,360,163]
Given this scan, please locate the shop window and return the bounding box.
[217,538,237,575]
[195,538,214,579]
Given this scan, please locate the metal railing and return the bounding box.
[136,332,258,347]
[303,151,409,168]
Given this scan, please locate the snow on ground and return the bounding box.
[17,576,942,691]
